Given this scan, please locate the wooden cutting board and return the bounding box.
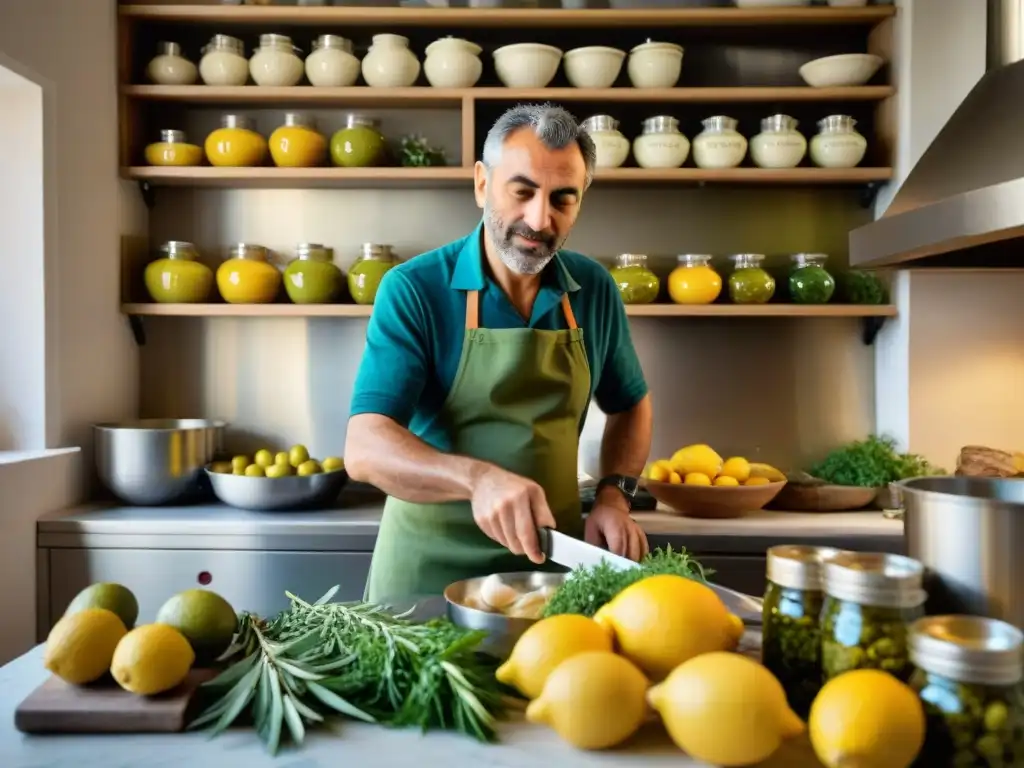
[14,669,218,734]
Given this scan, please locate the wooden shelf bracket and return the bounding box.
[861,315,886,345]
[137,180,156,209]
[127,314,147,346]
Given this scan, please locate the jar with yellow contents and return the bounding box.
[145,129,203,167]
[667,254,722,305]
[269,112,327,168]
[205,114,267,168]
[144,241,213,303]
[216,243,282,304]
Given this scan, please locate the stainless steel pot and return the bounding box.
[93,419,227,506]
[896,476,1024,628]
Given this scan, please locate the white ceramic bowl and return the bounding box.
[627,40,684,89]
[493,43,563,88]
[563,46,626,89]
[799,53,884,88]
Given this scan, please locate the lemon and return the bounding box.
[244,463,265,477]
[155,589,238,662]
[648,462,671,483]
[720,456,751,482]
[648,651,805,766]
[254,449,275,468]
[593,574,744,681]
[668,471,683,484]
[749,462,786,482]
[289,444,310,468]
[809,669,925,768]
[111,624,195,696]
[669,444,723,480]
[230,455,250,474]
[525,651,649,750]
[745,476,771,486]
[210,461,233,474]
[713,475,740,487]
[274,451,290,466]
[65,582,139,629]
[684,472,712,486]
[496,614,613,700]
[322,456,345,472]
[43,608,128,685]
[297,459,322,476]
[265,463,293,478]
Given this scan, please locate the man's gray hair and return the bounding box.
[481,103,597,189]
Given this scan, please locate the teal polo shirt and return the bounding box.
[349,222,649,452]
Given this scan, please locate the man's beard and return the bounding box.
[484,200,561,276]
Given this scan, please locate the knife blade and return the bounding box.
[537,527,764,625]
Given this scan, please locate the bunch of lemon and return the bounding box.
[210,443,344,479]
[644,443,786,488]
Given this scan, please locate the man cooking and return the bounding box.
[344,103,653,604]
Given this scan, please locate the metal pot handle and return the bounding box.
[881,481,905,520]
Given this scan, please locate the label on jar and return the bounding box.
[701,137,744,151]
[760,136,804,150]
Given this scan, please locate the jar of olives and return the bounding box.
[821,551,927,683]
[909,615,1024,768]
[727,254,775,304]
[788,253,836,305]
[609,254,660,305]
[762,545,843,718]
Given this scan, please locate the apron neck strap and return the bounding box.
[464,290,579,330]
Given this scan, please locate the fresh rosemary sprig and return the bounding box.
[542,545,713,618]
[189,586,506,755]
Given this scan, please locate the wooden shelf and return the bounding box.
[121,303,897,319]
[119,5,896,29]
[125,165,892,189]
[122,85,896,108]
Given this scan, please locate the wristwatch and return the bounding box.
[595,474,641,507]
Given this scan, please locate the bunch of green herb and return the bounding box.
[397,134,447,167]
[808,434,945,488]
[541,545,712,618]
[189,586,505,755]
[840,271,888,305]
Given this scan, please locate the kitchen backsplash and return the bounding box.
[140,183,874,473]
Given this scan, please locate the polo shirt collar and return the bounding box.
[450,220,582,294]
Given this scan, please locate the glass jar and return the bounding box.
[144,129,203,167]
[609,254,660,305]
[146,42,198,86]
[581,115,630,169]
[727,254,775,304]
[667,254,722,305]
[269,112,327,168]
[249,33,304,88]
[762,545,843,718]
[330,115,387,168]
[632,115,690,170]
[909,616,1024,768]
[750,114,807,170]
[144,241,213,304]
[348,244,399,305]
[216,244,282,304]
[284,243,344,305]
[361,33,421,89]
[789,253,836,304]
[692,115,747,170]
[204,115,267,168]
[810,115,868,169]
[424,36,483,89]
[821,551,927,683]
[199,34,248,86]
[305,34,360,88]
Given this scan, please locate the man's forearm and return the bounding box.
[596,394,653,509]
[344,413,492,503]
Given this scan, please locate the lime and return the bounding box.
[155,589,237,662]
[65,583,139,629]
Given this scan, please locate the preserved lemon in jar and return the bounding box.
[728,254,775,305]
[609,253,660,305]
[205,114,267,168]
[269,112,327,168]
[144,129,203,167]
[144,241,213,303]
[216,243,281,304]
[667,254,722,305]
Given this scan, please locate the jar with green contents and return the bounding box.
[908,616,1024,768]
[144,241,213,303]
[762,545,843,718]
[609,253,660,305]
[330,114,387,168]
[821,551,927,683]
[727,253,775,304]
[789,252,836,304]
[348,243,399,305]
[284,243,344,305]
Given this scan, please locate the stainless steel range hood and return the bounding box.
[849,1,1024,269]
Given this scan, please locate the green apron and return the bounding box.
[364,288,591,603]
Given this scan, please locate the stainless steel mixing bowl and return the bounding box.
[444,571,567,659]
[93,418,228,506]
[206,467,349,511]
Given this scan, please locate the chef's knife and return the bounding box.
[537,527,764,625]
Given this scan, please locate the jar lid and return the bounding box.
[641,115,680,135]
[615,253,648,267]
[818,114,857,131]
[909,615,1024,686]
[221,114,254,131]
[259,33,296,50]
[792,252,828,267]
[229,243,269,262]
[702,115,739,133]
[160,241,198,260]
[359,243,394,260]
[204,34,243,56]
[630,39,683,56]
[426,36,482,57]
[372,33,410,46]
[314,34,353,54]
[157,41,184,58]
[760,114,798,133]
[677,254,714,266]
[158,129,188,144]
[767,545,844,591]
[283,112,315,129]
[295,243,334,262]
[581,115,619,133]
[345,114,380,130]
[730,253,766,265]
[823,551,927,609]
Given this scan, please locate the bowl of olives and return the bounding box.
[205,444,348,511]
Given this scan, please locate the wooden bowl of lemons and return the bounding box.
[643,444,787,519]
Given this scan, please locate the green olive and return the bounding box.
[761,583,824,718]
[821,597,919,682]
